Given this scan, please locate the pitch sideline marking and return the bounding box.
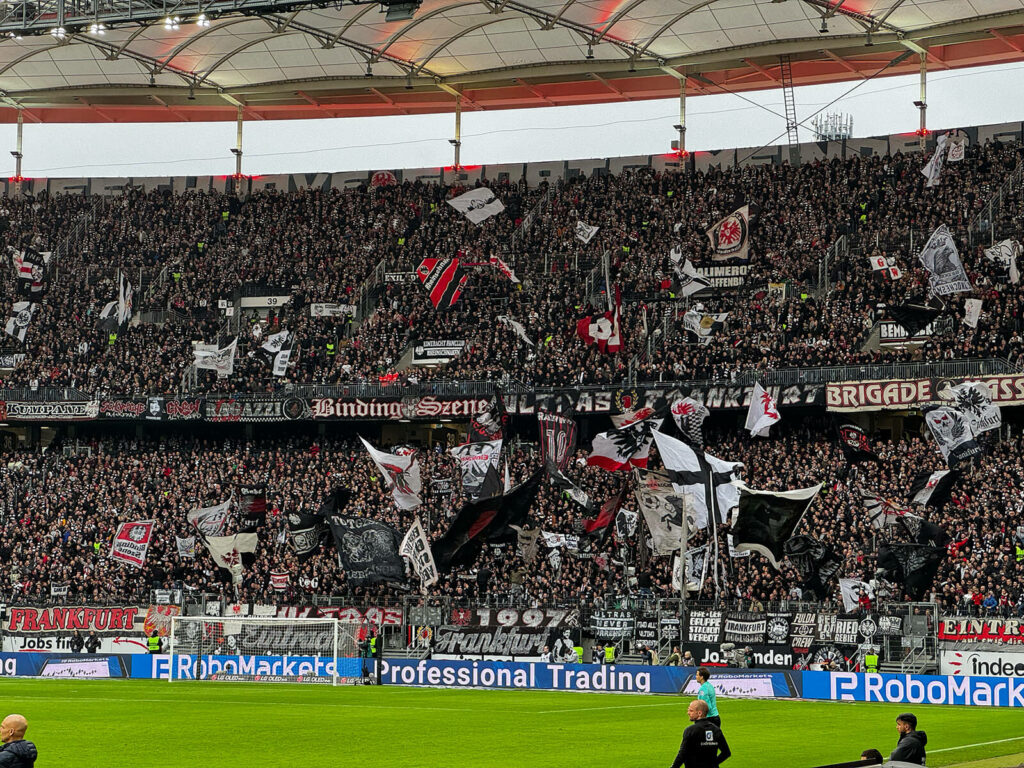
[8,695,485,713]
[931,735,1024,754]
[535,702,682,714]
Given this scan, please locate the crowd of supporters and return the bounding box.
[1,417,1021,616]
[0,136,1021,393]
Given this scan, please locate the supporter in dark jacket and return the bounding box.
[0,715,37,768]
[890,713,927,765]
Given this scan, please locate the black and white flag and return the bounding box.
[839,578,874,612]
[175,536,197,559]
[194,337,238,376]
[783,535,842,601]
[328,515,405,587]
[360,437,422,510]
[497,314,534,346]
[683,309,728,345]
[400,516,439,590]
[924,405,984,468]
[287,487,348,563]
[918,224,971,295]
[652,431,743,530]
[921,132,949,188]
[261,330,294,377]
[450,439,503,501]
[887,298,943,338]
[963,298,982,329]
[447,187,505,224]
[983,239,1021,284]
[859,487,913,530]
[634,468,690,555]
[730,480,822,569]
[706,204,751,262]
[907,469,957,508]
[575,221,599,244]
[187,499,232,537]
[236,484,267,533]
[944,381,1001,435]
[670,397,709,450]
[50,583,69,598]
[673,545,708,592]
[99,271,134,331]
[548,467,593,512]
[13,248,49,297]
[4,301,38,343]
[675,259,712,297]
[878,543,944,601]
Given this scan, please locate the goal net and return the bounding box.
[168,616,364,684]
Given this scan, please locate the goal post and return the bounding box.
[168,616,364,685]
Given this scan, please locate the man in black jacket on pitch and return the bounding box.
[669,700,731,768]
[0,714,37,767]
[890,713,927,765]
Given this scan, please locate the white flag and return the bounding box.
[947,136,966,162]
[575,221,599,244]
[651,431,743,531]
[400,516,438,590]
[175,536,197,559]
[447,188,505,224]
[187,499,232,537]
[984,239,1021,284]
[918,224,971,295]
[194,337,238,376]
[945,381,1001,435]
[4,301,37,342]
[204,533,258,584]
[634,468,689,555]
[839,578,874,612]
[963,298,982,329]
[497,314,534,346]
[921,133,948,188]
[745,382,780,437]
[261,330,289,356]
[676,259,712,297]
[359,437,422,510]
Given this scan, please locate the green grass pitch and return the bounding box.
[3,678,1024,767]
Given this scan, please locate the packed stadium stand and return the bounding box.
[1,120,1022,639]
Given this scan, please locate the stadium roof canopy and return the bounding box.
[0,0,1021,123]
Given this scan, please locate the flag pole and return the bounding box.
[679,491,689,615]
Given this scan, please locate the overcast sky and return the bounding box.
[6,61,1024,179]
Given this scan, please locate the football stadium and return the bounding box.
[1,0,1024,766]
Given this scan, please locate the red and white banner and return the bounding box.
[5,606,144,634]
[938,617,1024,644]
[110,521,155,568]
[144,605,181,637]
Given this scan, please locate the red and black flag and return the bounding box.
[583,487,627,537]
[417,257,468,309]
[837,423,880,464]
[236,484,268,533]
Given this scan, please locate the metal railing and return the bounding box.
[814,234,847,298]
[1,357,1014,403]
[510,183,552,254]
[969,157,1024,248]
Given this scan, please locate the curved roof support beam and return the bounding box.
[635,0,721,57]
[327,3,379,48]
[372,1,480,62]
[197,32,287,85]
[543,0,583,28]
[263,13,439,78]
[156,17,264,74]
[113,24,153,57]
[413,16,512,75]
[0,43,67,78]
[594,0,657,44]
[73,35,208,87]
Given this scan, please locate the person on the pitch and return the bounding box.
[0,714,37,767]
[695,667,721,727]
[668,699,730,768]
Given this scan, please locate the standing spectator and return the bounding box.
[69,631,84,654]
[84,632,100,654]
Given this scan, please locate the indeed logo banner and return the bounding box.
[803,671,1024,708]
[940,650,1024,677]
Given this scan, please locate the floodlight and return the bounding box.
[49,27,66,39]
[89,23,106,35]
[382,1,420,22]
[196,14,210,27]
[164,16,181,30]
